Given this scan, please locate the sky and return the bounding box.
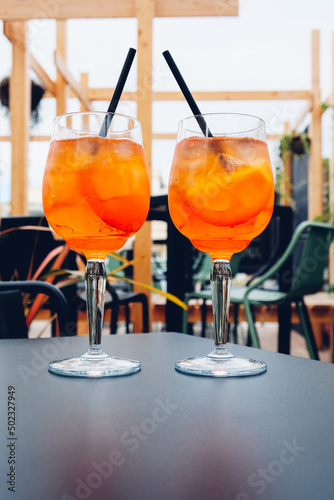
[0,0,334,207]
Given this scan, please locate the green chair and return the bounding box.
[182,251,243,337]
[230,221,334,360]
[192,253,212,289]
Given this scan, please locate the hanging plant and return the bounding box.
[0,76,45,124]
[279,131,311,160]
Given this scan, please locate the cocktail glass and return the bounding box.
[168,113,274,376]
[42,112,150,377]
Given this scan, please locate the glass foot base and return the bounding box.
[49,350,141,378]
[175,349,267,377]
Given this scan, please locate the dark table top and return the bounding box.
[0,333,334,500]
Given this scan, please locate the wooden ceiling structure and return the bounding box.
[0,0,236,214]
[1,1,333,325]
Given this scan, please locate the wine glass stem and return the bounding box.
[210,260,232,351]
[86,259,106,353]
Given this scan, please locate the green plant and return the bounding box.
[279,131,310,161]
[313,159,334,223]
[313,210,334,224]
[320,102,330,111]
[320,101,334,112]
[49,251,187,310]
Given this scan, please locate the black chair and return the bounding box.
[106,284,149,334]
[0,215,79,335]
[76,281,149,335]
[0,281,70,339]
[0,215,148,335]
[104,253,149,334]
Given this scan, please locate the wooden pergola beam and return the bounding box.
[329,33,334,284]
[309,30,323,220]
[42,88,311,102]
[30,54,56,96]
[5,24,56,97]
[4,21,31,215]
[0,0,238,20]
[5,22,57,97]
[0,135,50,141]
[55,21,68,115]
[132,0,154,331]
[54,50,94,112]
[42,88,134,100]
[153,90,311,101]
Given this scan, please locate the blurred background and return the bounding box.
[1,0,334,359]
[0,0,333,212]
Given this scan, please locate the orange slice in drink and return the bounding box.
[185,162,273,227]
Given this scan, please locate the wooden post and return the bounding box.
[330,32,334,285]
[80,73,90,131]
[30,55,56,97]
[309,30,323,220]
[0,0,238,20]
[80,73,89,111]
[55,54,94,111]
[132,0,154,332]
[56,21,67,116]
[6,22,31,215]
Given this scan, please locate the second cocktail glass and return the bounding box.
[168,113,275,376]
[43,112,150,377]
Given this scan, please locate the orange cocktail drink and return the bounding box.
[169,113,274,377]
[42,112,149,378]
[43,136,150,260]
[169,136,274,261]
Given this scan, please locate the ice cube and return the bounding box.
[208,152,244,188]
[112,138,137,160]
[179,137,211,160]
[76,137,100,157]
[43,170,78,210]
[220,137,269,166]
[215,152,244,173]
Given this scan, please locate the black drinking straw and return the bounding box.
[162,50,213,138]
[99,47,137,137]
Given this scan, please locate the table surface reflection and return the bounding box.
[0,333,333,500]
